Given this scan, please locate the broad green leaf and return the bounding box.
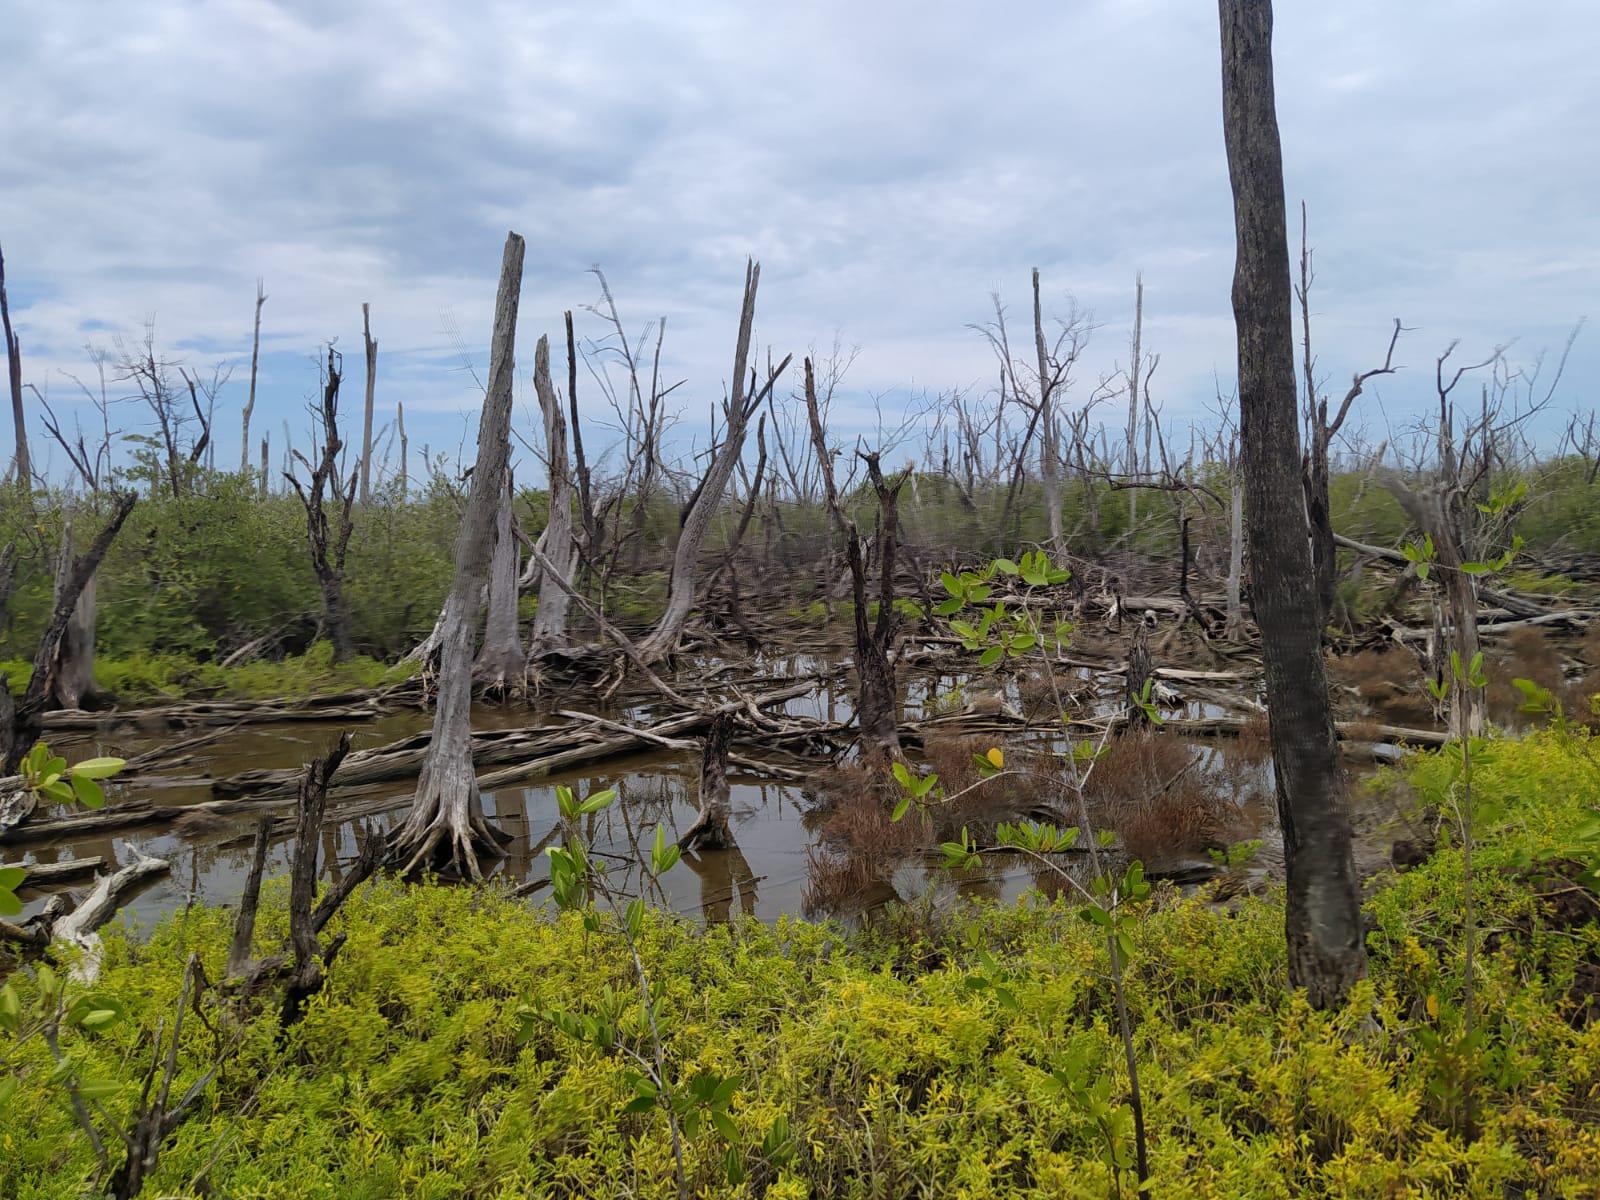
[0,865,25,891]
[68,757,125,780]
[70,775,105,809]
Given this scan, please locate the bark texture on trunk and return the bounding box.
[1225,481,1246,641]
[529,335,576,651]
[1218,0,1366,1007]
[474,471,527,695]
[389,232,525,879]
[47,513,105,710]
[286,349,357,663]
[1033,268,1063,551]
[242,280,265,475]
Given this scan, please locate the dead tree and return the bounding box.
[47,512,105,710]
[0,242,30,487]
[564,311,600,579]
[530,335,576,651]
[286,348,359,663]
[1219,0,1366,1007]
[241,279,266,475]
[636,261,791,663]
[360,303,377,502]
[1297,209,1401,624]
[803,358,910,767]
[118,324,223,498]
[389,232,524,879]
[1,491,136,771]
[677,712,734,850]
[474,470,526,695]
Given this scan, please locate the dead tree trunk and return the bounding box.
[803,358,908,767]
[530,335,576,651]
[1219,0,1366,1007]
[396,401,408,498]
[1034,268,1063,550]
[1224,476,1246,641]
[2,492,136,771]
[286,348,358,663]
[389,232,524,880]
[242,279,266,475]
[474,471,527,695]
[0,243,30,488]
[677,712,734,851]
[1125,274,1143,535]
[47,511,106,710]
[360,303,377,503]
[0,243,30,489]
[636,261,789,663]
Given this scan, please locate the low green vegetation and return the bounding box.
[0,642,416,705]
[3,730,1597,1198]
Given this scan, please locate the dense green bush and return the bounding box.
[2,732,1596,1197]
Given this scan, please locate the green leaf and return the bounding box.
[0,865,25,891]
[891,761,913,790]
[76,1078,124,1101]
[577,787,617,815]
[978,646,1004,668]
[67,757,125,780]
[622,1095,657,1115]
[891,796,911,823]
[993,558,1019,575]
[933,597,962,617]
[39,781,74,805]
[0,888,21,918]
[69,774,105,809]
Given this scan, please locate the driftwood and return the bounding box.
[40,846,172,981]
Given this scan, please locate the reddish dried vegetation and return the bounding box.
[1329,648,1435,726]
[1085,733,1250,862]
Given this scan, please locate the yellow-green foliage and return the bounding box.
[2,734,1597,1198]
[1,642,416,703]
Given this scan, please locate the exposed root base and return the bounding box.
[387,807,508,881]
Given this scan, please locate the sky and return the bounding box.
[3,0,1595,484]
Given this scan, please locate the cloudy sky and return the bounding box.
[3,0,1594,481]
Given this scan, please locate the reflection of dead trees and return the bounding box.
[389,233,525,880]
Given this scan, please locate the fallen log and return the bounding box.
[212,680,817,800]
[11,856,107,889]
[52,846,170,982]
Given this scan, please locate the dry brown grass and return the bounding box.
[1329,648,1435,725]
[1085,733,1248,862]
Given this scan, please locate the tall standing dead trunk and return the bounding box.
[474,471,526,695]
[396,401,408,498]
[285,348,358,663]
[803,358,908,767]
[1125,274,1143,535]
[637,261,788,664]
[0,242,31,488]
[47,511,107,710]
[530,335,576,651]
[388,232,525,880]
[242,280,266,475]
[1034,269,1063,551]
[1218,0,1366,1007]
[360,303,377,503]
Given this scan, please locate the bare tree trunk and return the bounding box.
[677,712,734,851]
[259,435,269,499]
[530,335,576,650]
[637,261,788,663]
[1219,0,1366,1007]
[0,242,30,488]
[803,358,907,767]
[47,512,106,710]
[396,401,408,498]
[1034,268,1063,550]
[564,311,599,577]
[1126,274,1143,534]
[2,492,136,772]
[285,348,358,664]
[474,472,526,695]
[389,232,524,880]
[242,280,266,475]
[360,303,377,503]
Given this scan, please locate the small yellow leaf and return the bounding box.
[986,747,1004,769]
[1425,994,1439,1020]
